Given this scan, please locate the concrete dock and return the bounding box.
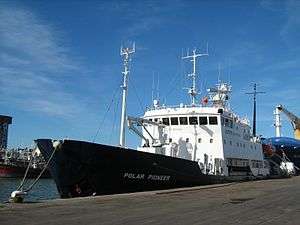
[1,176,300,225]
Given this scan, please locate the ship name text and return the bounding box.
[124,173,170,181]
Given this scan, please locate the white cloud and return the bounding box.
[0,7,78,72]
[98,1,186,38]
[280,0,300,48]
[0,5,83,118]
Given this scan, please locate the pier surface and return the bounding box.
[1,176,300,225]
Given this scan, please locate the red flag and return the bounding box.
[201,96,208,105]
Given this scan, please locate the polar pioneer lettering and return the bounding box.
[123,173,170,181]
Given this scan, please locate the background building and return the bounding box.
[0,115,12,149]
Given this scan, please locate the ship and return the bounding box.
[262,105,300,174]
[0,148,51,178]
[35,45,272,199]
[263,137,300,173]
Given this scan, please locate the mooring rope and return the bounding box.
[16,154,33,191]
[11,144,57,202]
[23,146,56,192]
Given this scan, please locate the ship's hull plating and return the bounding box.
[36,139,231,198]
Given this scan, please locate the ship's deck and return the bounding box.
[1,176,300,225]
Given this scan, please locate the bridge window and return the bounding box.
[209,116,218,125]
[154,118,158,122]
[224,118,233,128]
[179,117,188,125]
[189,116,198,125]
[149,118,152,122]
[162,118,170,125]
[199,116,208,125]
[171,117,179,125]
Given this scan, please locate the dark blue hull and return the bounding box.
[264,137,300,172]
[36,139,227,198]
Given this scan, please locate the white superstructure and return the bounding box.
[130,48,269,177]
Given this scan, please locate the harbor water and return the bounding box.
[0,178,59,203]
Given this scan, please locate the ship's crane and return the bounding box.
[274,104,300,140]
[127,116,165,147]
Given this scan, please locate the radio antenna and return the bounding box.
[119,42,135,147]
[182,47,208,106]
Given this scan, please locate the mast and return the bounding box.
[246,83,265,137]
[119,43,135,147]
[182,48,208,106]
[274,107,282,137]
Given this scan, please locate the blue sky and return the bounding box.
[0,0,299,149]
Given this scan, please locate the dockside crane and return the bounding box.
[274,104,300,140]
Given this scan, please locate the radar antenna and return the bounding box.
[119,43,135,147]
[182,47,208,106]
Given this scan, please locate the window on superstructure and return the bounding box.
[224,118,229,127]
[189,117,198,125]
[210,138,213,143]
[154,118,158,122]
[209,116,218,125]
[199,116,208,125]
[186,138,189,143]
[162,118,170,125]
[169,138,172,143]
[171,117,179,125]
[149,118,152,122]
[198,138,202,143]
[179,117,188,125]
[225,118,233,128]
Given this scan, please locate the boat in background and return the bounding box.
[265,105,300,173]
[263,137,300,174]
[0,148,51,178]
[0,114,51,179]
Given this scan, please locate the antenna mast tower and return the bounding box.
[246,83,265,137]
[119,43,135,147]
[182,48,208,106]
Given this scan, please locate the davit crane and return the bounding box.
[274,104,300,140]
